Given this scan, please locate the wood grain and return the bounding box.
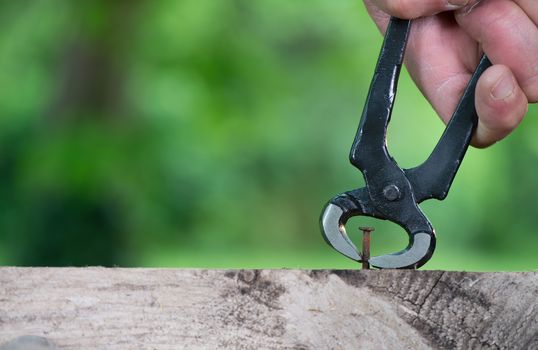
[0,268,537,349]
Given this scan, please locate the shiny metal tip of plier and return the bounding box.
[320,202,434,269]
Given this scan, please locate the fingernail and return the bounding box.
[491,73,515,100]
[447,0,470,7]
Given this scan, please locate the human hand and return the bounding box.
[364,0,536,147]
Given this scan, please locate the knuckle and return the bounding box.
[469,0,520,30]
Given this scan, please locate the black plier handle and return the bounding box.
[320,17,491,269]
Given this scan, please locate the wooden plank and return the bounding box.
[0,268,537,349]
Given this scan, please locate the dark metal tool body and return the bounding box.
[320,17,491,269]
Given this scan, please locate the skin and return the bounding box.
[364,0,537,147]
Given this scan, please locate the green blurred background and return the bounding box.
[0,0,537,271]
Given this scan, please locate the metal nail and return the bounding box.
[359,227,374,269]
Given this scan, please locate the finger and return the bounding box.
[364,0,472,19]
[455,0,538,102]
[404,13,480,123]
[363,0,391,32]
[472,65,528,148]
[512,0,538,25]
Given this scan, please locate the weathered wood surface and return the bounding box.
[0,268,537,349]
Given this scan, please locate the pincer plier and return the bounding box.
[320,17,491,269]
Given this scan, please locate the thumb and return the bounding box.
[472,65,528,148]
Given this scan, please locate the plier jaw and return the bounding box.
[321,17,491,269]
[320,188,435,270]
